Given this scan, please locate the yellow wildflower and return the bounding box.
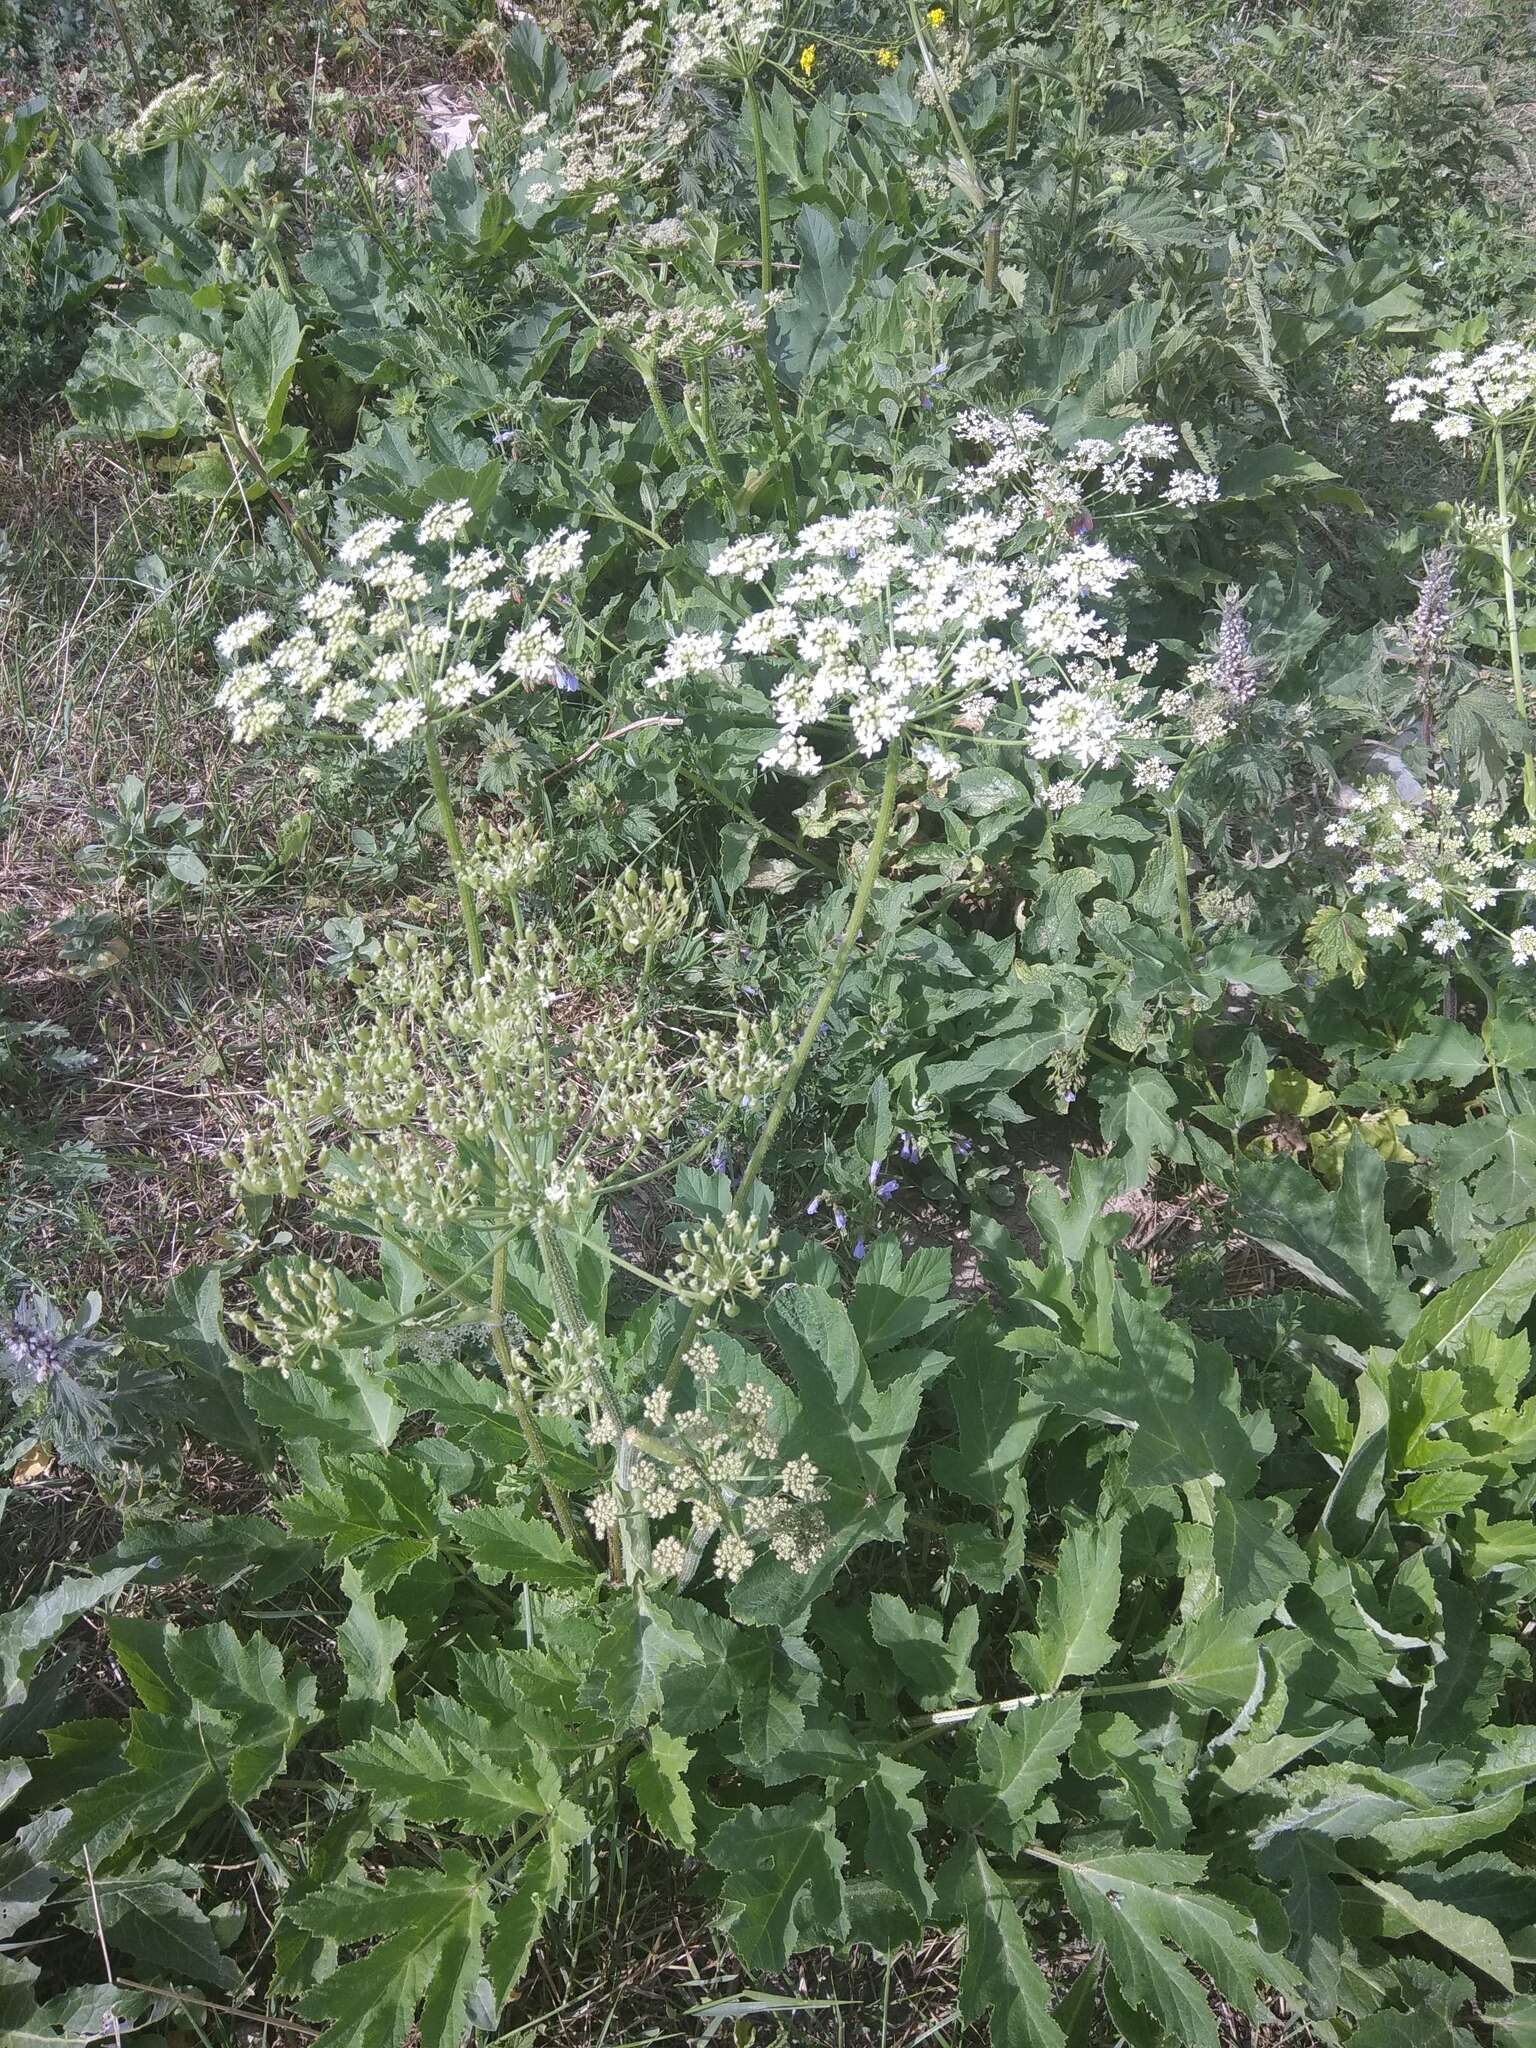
[876,45,898,68]
[927,5,945,23]
[799,42,816,76]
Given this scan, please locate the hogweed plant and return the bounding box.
[1388,334,1536,821]
[214,501,593,968]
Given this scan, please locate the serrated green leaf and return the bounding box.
[854,1755,933,1947]
[948,1695,1081,1850]
[0,1565,136,1706]
[1031,1296,1257,1491]
[222,285,301,436]
[588,1588,704,1729]
[1359,1877,1513,1991]
[936,1844,1064,2048]
[289,1851,490,2048]
[1049,1845,1289,2048]
[452,1504,598,1589]
[868,1594,979,1710]
[627,1729,695,1848]
[1397,1222,1536,1367]
[705,1794,848,1972]
[1012,1515,1122,1694]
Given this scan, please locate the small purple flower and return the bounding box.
[868,1158,883,1187]
[805,1194,822,1216]
[897,1130,919,1163]
[817,1020,830,1038]
[930,358,949,380]
[876,1178,900,1202]
[954,1135,973,1159]
[709,1146,730,1175]
[833,1205,847,1231]
[852,1237,867,1260]
[492,427,516,446]
[743,983,760,998]
[1070,511,1095,539]
[555,665,581,693]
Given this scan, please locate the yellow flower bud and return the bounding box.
[799,41,815,75]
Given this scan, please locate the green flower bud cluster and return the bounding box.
[242,1255,343,1366]
[668,1210,787,1314]
[459,816,550,906]
[589,1372,831,1586]
[595,866,697,954]
[571,1012,679,1146]
[693,1010,790,1112]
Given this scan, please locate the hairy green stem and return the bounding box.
[637,352,692,472]
[1166,801,1194,949]
[661,747,903,1396]
[424,724,486,976]
[1493,426,1535,824]
[734,744,904,1207]
[744,76,774,296]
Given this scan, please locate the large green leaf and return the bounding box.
[937,1845,1064,2048]
[1049,1845,1291,2048]
[1396,1222,1536,1367]
[1011,1516,1122,1694]
[288,1852,490,2048]
[705,1795,848,1972]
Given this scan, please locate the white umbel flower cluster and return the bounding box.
[1327,779,1536,967]
[589,1361,832,1589]
[669,0,778,77]
[211,501,589,751]
[1387,340,1536,442]
[647,494,1149,779]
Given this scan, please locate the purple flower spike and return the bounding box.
[877,1178,901,1201]
[852,1237,867,1260]
[897,1130,919,1163]
[955,1135,973,1159]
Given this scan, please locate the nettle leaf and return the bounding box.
[1049,1845,1291,2048]
[627,1728,695,1848]
[288,1851,490,2048]
[937,1844,1064,2048]
[705,1794,849,1972]
[1011,1515,1122,1694]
